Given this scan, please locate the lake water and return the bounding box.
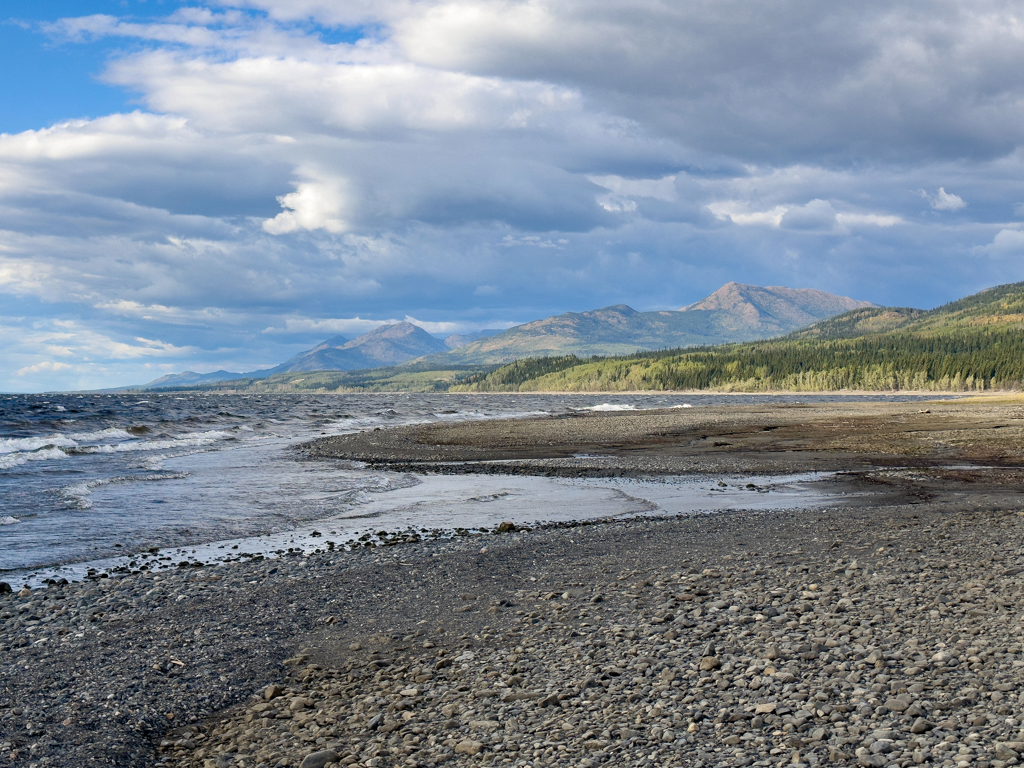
[0,391,945,586]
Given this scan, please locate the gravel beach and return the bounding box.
[303,400,1024,475]
[5,400,1024,768]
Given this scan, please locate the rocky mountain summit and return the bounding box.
[683,283,875,336]
[269,323,450,373]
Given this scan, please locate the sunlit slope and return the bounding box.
[427,285,873,366]
[453,282,1024,392]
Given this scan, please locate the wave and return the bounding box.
[70,430,231,454]
[0,427,134,455]
[61,471,189,510]
[0,446,71,470]
[0,427,233,471]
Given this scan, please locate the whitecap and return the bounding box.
[73,430,231,454]
[584,404,638,412]
[0,427,137,456]
[1,516,20,525]
[0,434,78,455]
[0,446,70,470]
[67,427,135,443]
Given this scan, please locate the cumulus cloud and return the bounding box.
[973,228,1024,257]
[921,187,967,211]
[17,361,73,376]
[263,173,351,234]
[779,200,839,232]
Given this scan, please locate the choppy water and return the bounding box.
[0,391,947,585]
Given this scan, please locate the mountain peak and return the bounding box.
[683,283,874,330]
[271,321,448,373]
[345,321,426,345]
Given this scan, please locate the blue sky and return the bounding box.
[2,0,1024,391]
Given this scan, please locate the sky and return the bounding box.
[3,1,1024,391]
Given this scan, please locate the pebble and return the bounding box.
[7,475,1024,768]
[298,748,340,768]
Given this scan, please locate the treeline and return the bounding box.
[457,355,595,389]
[454,327,1024,392]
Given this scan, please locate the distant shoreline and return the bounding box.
[44,387,983,397]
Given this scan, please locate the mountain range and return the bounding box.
[456,280,1024,393]
[431,283,872,365]
[137,283,873,388]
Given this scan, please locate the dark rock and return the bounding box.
[299,749,340,768]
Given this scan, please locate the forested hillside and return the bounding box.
[454,283,1024,393]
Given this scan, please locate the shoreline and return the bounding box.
[6,400,1024,767]
[6,469,850,590]
[72,388,979,398]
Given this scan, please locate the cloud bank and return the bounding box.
[4,0,1024,389]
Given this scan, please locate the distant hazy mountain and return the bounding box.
[139,370,251,388]
[431,283,874,365]
[269,322,450,373]
[137,323,499,389]
[443,329,503,349]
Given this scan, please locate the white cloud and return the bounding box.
[263,172,351,234]
[973,228,1024,256]
[0,316,207,391]
[921,187,967,211]
[0,259,56,296]
[94,300,239,326]
[707,201,789,227]
[589,174,676,213]
[17,361,73,376]
[35,322,195,360]
[709,199,902,231]
[835,212,903,228]
[102,51,583,137]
